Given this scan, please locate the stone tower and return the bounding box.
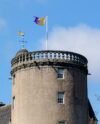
[11,49,88,124]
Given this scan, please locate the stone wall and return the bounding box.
[0,105,11,124]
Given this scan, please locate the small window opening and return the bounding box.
[58,92,64,104]
[57,68,64,79]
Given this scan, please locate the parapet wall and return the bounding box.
[11,50,88,75]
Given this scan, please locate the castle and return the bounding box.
[0,49,97,124]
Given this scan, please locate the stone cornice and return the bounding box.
[11,59,88,75]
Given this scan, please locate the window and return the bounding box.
[12,96,15,109]
[57,68,64,79]
[58,92,64,104]
[59,121,65,124]
[13,74,15,85]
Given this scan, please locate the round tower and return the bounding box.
[11,50,88,124]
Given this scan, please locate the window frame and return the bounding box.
[57,68,64,79]
[58,121,65,124]
[57,91,65,104]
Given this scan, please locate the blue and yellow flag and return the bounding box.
[34,16,46,26]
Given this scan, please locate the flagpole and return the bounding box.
[46,16,48,50]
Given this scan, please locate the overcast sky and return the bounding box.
[0,0,100,121]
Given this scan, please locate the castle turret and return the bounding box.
[11,50,88,124]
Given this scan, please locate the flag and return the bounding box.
[34,16,46,26]
[18,31,24,36]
